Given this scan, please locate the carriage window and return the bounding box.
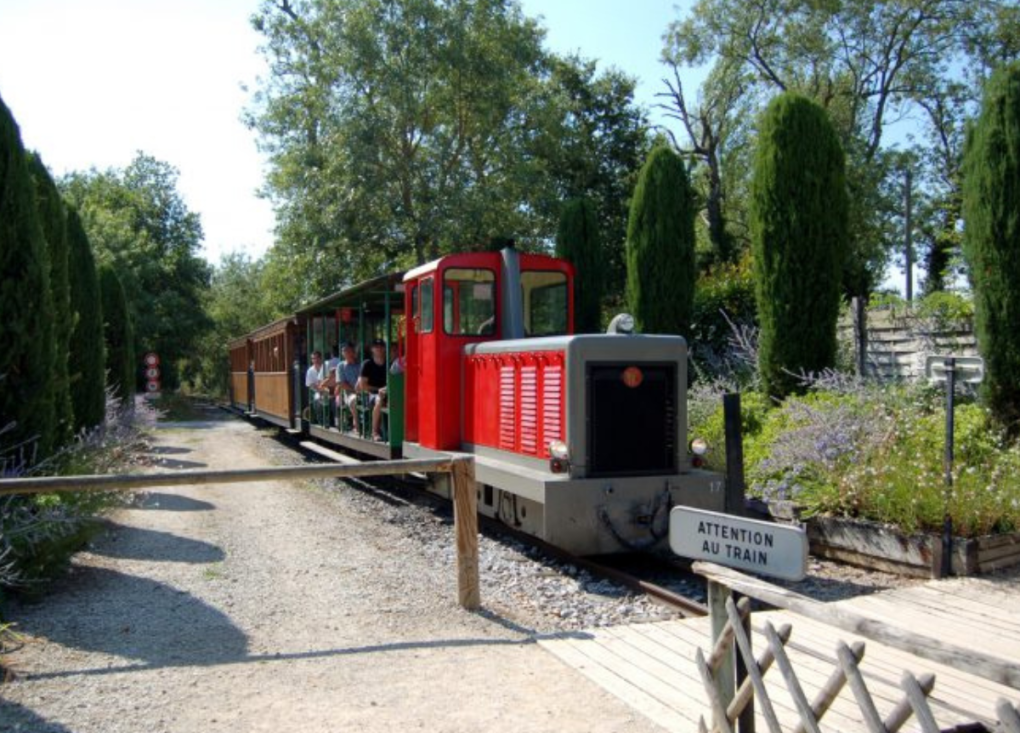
[419,278,434,334]
[443,268,496,335]
[522,271,568,336]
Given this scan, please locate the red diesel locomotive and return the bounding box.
[229,246,724,555]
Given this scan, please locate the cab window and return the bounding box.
[443,268,496,335]
[419,278,434,334]
[522,271,568,336]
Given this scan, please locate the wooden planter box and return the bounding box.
[805,516,1020,579]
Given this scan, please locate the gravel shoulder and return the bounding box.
[0,412,667,733]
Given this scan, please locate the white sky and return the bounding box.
[0,0,699,266]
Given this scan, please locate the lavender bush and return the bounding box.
[1,390,156,592]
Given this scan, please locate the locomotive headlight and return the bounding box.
[689,438,709,456]
[549,440,570,461]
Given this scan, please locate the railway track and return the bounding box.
[275,425,711,619]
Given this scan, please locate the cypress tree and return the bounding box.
[27,152,74,447]
[750,93,848,398]
[98,264,134,403]
[625,145,697,337]
[555,198,604,333]
[962,61,1020,434]
[66,208,106,432]
[0,93,56,461]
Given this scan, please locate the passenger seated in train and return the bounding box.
[334,342,362,434]
[305,350,332,406]
[357,339,388,441]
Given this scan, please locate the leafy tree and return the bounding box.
[751,93,848,398]
[0,93,56,461]
[65,208,105,432]
[555,198,603,333]
[249,0,649,311]
[662,0,1016,294]
[98,264,134,402]
[625,145,697,337]
[26,152,74,448]
[194,252,281,396]
[533,56,649,303]
[61,154,212,390]
[962,61,1020,434]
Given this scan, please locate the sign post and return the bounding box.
[925,354,984,577]
[143,352,161,397]
[671,507,807,733]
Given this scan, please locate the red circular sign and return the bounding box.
[621,366,643,388]
[145,367,161,379]
[144,352,160,367]
[145,381,161,393]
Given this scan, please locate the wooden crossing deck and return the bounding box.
[539,573,1020,732]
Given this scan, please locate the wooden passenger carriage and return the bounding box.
[296,273,406,460]
[227,336,252,413]
[249,316,302,429]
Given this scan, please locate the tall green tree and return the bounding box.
[962,61,1020,434]
[194,252,281,396]
[534,56,649,303]
[555,198,603,333]
[98,264,134,403]
[61,154,211,390]
[26,152,74,448]
[66,208,106,432]
[0,94,56,461]
[249,0,649,311]
[625,145,697,337]
[751,93,848,398]
[662,0,1016,292]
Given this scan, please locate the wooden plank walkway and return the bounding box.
[539,574,1020,732]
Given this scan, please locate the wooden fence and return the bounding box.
[695,561,1020,732]
[841,309,978,382]
[0,457,481,609]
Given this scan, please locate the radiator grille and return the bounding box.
[587,363,676,477]
[520,366,538,455]
[498,365,516,451]
[542,365,563,450]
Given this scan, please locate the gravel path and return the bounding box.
[0,408,920,732]
[0,412,668,733]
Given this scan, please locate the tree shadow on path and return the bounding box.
[0,700,76,733]
[131,492,216,512]
[10,566,248,671]
[89,523,225,564]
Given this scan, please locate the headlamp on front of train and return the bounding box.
[549,440,570,474]
[689,437,709,468]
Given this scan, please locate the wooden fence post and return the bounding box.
[708,579,735,726]
[451,457,480,611]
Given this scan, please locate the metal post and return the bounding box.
[942,357,955,577]
[723,393,746,517]
[708,580,735,728]
[853,296,867,377]
[905,168,913,302]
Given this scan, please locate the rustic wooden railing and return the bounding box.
[694,561,1020,733]
[0,456,481,609]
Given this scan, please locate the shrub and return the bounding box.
[626,145,697,337]
[750,93,848,398]
[690,254,757,378]
[66,208,106,432]
[27,151,74,448]
[0,93,56,462]
[555,198,604,333]
[962,61,1020,435]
